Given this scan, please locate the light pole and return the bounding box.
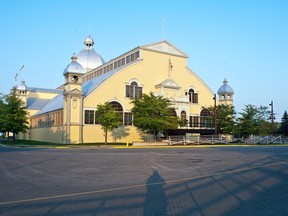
[213,94,217,135]
[269,101,275,134]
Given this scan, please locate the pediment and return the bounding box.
[64,88,83,96]
[141,40,188,58]
[155,79,181,89]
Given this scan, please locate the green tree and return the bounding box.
[0,95,5,134]
[278,111,288,136]
[0,89,29,139]
[131,92,178,141]
[236,105,259,137]
[95,102,122,144]
[205,104,236,134]
[257,105,270,135]
[236,104,270,137]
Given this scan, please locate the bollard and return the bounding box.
[126,141,129,147]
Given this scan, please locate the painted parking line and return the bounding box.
[0,161,286,206]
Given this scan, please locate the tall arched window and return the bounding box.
[180,111,187,128]
[180,111,187,121]
[110,101,124,124]
[200,109,212,128]
[188,89,198,103]
[126,81,142,98]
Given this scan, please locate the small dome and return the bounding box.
[63,55,84,74]
[217,78,234,94]
[84,35,94,47]
[17,80,27,91]
[76,35,105,72]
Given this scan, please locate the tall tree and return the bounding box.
[257,105,271,135]
[0,89,29,139]
[95,102,122,144]
[0,95,5,134]
[278,111,288,136]
[131,92,178,141]
[236,105,259,137]
[236,104,270,137]
[205,104,236,134]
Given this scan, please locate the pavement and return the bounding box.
[0,145,288,215]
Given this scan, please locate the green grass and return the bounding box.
[1,139,129,148]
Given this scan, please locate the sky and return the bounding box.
[0,0,287,121]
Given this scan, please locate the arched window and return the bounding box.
[188,89,198,103]
[180,111,187,121]
[109,101,124,125]
[200,109,212,128]
[126,81,142,98]
[109,101,123,112]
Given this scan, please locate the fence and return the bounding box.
[245,135,288,144]
[167,134,229,145]
[166,134,288,145]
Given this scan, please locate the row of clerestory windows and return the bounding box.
[31,110,63,128]
[83,51,140,83]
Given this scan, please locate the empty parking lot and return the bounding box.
[0,145,288,215]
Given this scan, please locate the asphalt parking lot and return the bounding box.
[0,145,288,216]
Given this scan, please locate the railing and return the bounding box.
[248,135,288,144]
[168,135,228,145]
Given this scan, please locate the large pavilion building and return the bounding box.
[16,35,234,144]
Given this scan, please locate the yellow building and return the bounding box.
[17,35,234,144]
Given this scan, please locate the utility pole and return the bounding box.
[269,101,275,134]
[213,94,217,135]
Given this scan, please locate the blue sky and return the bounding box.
[0,0,287,121]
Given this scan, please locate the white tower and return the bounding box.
[63,55,84,144]
[217,78,234,106]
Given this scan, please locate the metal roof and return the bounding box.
[82,67,120,97]
[217,79,234,94]
[27,98,51,110]
[33,93,63,116]
[27,87,62,94]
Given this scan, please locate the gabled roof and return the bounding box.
[63,88,82,96]
[141,40,188,58]
[155,79,181,89]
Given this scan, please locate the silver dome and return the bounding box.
[76,35,105,72]
[17,80,27,91]
[217,79,234,94]
[84,35,94,47]
[63,55,84,74]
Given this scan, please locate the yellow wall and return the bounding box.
[82,47,216,142]
[83,125,143,143]
[84,48,215,114]
[24,41,220,144]
[69,126,80,144]
[29,126,63,143]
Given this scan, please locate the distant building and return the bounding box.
[217,78,234,106]
[16,35,234,143]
